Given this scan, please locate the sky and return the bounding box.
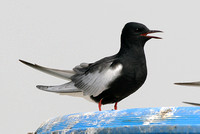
[1,0,200,133]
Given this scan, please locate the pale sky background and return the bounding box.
[1,1,200,133]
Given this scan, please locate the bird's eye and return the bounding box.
[135,28,142,32]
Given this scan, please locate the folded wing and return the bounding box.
[72,61,123,97]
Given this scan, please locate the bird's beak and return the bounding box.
[140,30,163,39]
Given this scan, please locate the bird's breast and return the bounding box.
[122,60,147,81]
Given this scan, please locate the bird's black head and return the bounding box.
[121,22,162,46]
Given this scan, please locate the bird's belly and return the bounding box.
[90,74,147,105]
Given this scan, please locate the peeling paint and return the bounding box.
[35,107,200,133]
[143,107,176,125]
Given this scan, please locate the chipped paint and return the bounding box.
[35,107,200,133]
[143,107,177,125]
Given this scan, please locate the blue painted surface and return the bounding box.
[36,107,200,133]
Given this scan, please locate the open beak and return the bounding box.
[141,30,163,39]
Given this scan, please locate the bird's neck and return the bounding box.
[118,37,146,60]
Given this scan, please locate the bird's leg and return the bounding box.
[98,99,103,111]
[114,102,118,110]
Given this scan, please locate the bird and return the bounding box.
[20,22,162,111]
[175,81,200,106]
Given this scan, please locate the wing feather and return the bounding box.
[20,56,121,97]
[19,59,75,80]
[72,62,123,97]
[36,82,81,93]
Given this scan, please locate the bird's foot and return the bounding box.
[98,99,103,111]
[114,102,118,110]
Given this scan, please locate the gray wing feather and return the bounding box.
[36,82,81,93]
[19,59,75,80]
[20,56,122,97]
[72,62,123,97]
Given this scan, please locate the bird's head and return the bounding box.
[121,22,162,45]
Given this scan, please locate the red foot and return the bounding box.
[98,99,103,111]
[114,102,118,110]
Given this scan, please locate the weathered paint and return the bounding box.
[35,107,200,133]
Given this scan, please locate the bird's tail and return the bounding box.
[174,81,200,87]
[36,82,81,93]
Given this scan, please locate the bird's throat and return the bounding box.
[118,42,145,58]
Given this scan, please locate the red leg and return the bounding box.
[114,102,118,110]
[98,99,103,111]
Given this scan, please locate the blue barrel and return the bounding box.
[36,107,200,133]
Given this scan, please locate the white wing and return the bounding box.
[72,62,123,97]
